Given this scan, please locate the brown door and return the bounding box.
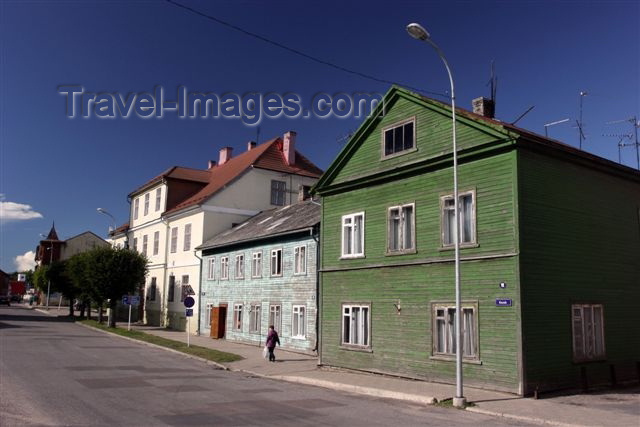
[209,304,228,339]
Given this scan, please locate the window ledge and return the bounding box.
[429,355,482,365]
[340,345,373,353]
[385,249,417,256]
[340,255,366,260]
[381,146,418,161]
[439,243,479,252]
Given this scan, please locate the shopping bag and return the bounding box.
[262,346,268,359]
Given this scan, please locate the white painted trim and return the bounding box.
[128,217,163,232]
[165,262,200,269]
[201,205,260,216]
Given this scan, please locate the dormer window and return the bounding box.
[382,118,415,158]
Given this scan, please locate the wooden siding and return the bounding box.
[518,149,640,393]
[332,95,505,185]
[200,235,318,353]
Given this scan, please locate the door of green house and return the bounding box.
[210,304,227,339]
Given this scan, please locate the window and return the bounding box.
[233,303,243,331]
[142,235,148,256]
[271,180,286,206]
[294,245,306,274]
[249,303,261,333]
[341,212,365,258]
[153,231,159,256]
[432,303,478,359]
[342,304,370,347]
[148,277,156,301]
[220,256,229,279]
[183,223,191,251]
[168,275,175,302]
[383,118,415,157]
[388,203,415,253]
[572,304,605,361]
[270,249,282,276]
[180,275,189,302]
[205,304,213,328]
[251,252,262,278]
[134,198,139,219]
[235,254,244,279]
[269,304,282,332]
[441,191,476,247]
[292,305,306,338]
[132,237,138,252]
[170,227,178,253]
[144,193,149,216]
[155,188,162,212]
[207,257,215,280]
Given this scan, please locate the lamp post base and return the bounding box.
[453,396,467,408]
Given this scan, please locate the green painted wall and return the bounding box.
[518,149,640,393]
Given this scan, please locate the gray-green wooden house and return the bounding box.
[197,199,319,354]
[313,86,640,395]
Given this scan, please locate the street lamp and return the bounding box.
[39,233,53,310]
[407,22,465,408]
[97,208,117,233]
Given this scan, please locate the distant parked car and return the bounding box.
[10,295,21,302]
[0,295,10,306]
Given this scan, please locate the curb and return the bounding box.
[465,406,586,427]
[75,322,230,371]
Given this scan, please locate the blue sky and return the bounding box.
[1,0,638,272]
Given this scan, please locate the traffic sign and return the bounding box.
[130,296,140,306]
[496,298,513,307]
[185,308,194,317]
[183,284,195,296]
[184,296,195,308]
[122,295,130,305]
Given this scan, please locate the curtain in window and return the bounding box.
[354,215,363,254]
[462,308,475,357]
[443,199,455,245]
[389,209,400,250]
[403,206,413,249]
[343,218,352,254]
[461,195,473,243]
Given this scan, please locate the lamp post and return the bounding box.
[97,208,117,233]
[39,233,53,310]
[406,22,465,408]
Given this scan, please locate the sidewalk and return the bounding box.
[119,324,640,427]
[32,307,640,426]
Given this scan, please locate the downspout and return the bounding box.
[161,215,170,328]
[193,248,203,336]
[311,225,320,356]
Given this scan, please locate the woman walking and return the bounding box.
[265,325,280,362]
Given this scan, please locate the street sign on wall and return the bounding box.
[495,298,513,307]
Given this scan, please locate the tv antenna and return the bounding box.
[604,116,639,169]
[511,105,535,125]
[543,118,570,138]
[337,129,355,146]
[578,91,588,149]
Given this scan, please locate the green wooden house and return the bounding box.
[313,86,640,395]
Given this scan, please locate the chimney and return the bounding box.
[282,131,296,165]
[472,97,495,119]
[247,141,256,151]
[207,160,217,169]
[218,147,233,166]
[298,185,310,202]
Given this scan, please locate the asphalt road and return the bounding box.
[0,306,536,426]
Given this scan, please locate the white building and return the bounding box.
[111,132,323,332]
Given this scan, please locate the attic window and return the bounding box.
[382,118,415,158]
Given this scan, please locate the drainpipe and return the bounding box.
[161,215,170,328]
[311,225,320,356]
[193,248,203,336]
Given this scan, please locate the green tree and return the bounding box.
[32,266,49,304]
[66,252,93,320]
[47,260,78,316]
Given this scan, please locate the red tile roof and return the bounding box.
[164,137,323,216]
[129,167,210,197]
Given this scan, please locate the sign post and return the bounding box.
[122,295,141,331]
[184,296,195,348]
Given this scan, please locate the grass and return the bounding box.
[434,398,475,409]
[78,320,243,364]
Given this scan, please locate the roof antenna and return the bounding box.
[337,129,355,146]
[604,116,639,169]
[543,118,570,137]
[488,60,498,109]
[511,105,535,125]
[578,91,588,149]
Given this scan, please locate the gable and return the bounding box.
[315,87,515,193]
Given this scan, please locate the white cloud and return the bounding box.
[14,250,37,272]
[0,194,43,222]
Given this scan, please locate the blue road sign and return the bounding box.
[122,295,130,305]
[130,296,140,306]
[495,298,513,307]
[185,308,194,317]
[183,296,195,308]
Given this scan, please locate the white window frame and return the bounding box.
[249,303,261,333]
[432,302,479,360]
[440,190,476,248]
[294,245,306,275]
[207,257,215,280]
[270,248,282,277]
[142,234,148,256]
[132,237,138,252]
[251,251,262,278]
[220,256,229,280]
[341,212,365,258]
[170,227,178,253]
[144,193,149,216]
[183,223,192,251]
[292,305,306,339]
[387,203,416,254]
[572,303,606,362]
[153,231,159,256]
[155,187,162,212]
[133,198,139,220]
[269,304,282,333]
[341,304,371,348]
[233,303,243,331]
[235,254,245,279]
[381,117,416,159]
[271,180,286,206]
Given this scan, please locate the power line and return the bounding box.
[164,0,447,98]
